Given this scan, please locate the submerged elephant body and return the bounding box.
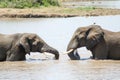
[67,25,120,60]
[0,33,59,61]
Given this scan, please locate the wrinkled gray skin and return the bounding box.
[67,25,120,60]
[0,33,59,61]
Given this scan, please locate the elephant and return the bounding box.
[66,24,120,60]
[0,33,59,61]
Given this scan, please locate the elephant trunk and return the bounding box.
[41,44,59,59]
[67,39,80,60]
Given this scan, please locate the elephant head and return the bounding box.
[19,33,59,60]
[66,25,104,60]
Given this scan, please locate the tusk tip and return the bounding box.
[63,49,74,54]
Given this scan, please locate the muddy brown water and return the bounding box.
[0,60,120,80]
[0,16,120,80]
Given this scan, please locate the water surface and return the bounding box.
[0,60,120,80]
[62,0,120,9]
[0,16,120,80]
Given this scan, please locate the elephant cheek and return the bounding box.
[67,40,78,51]
[86,39,97,50]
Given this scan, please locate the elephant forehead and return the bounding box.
[87,33,96,38]
[76,27,89,33]
[28,34,38,39]
[87,33,101,41]
[79,34,85,38]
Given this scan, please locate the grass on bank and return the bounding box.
[0,0,103,17]
[0,0,96,12]
[0,0,60,8]
[0,6,119,17]
[60,6,96,14]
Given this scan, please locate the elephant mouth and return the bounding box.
[65,49,80,60]
[64,49,74,54]
[66,49,78,55]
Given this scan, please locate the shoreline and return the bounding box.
[0,7,120,18]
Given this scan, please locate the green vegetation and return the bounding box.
[41,0,60,7]
[76,6,96,11]
[0,0,60,8]
[61,6,96,14]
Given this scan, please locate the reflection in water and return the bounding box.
[0,16,120,80]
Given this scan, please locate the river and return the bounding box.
[0,15,120,80]
[62,0,120,9]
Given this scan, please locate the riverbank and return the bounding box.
[0,7,120,18]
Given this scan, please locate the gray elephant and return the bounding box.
[0,33,59,61]
[66,25,120,60]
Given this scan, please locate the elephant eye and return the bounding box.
[74,35,78,39]
[77,37,79,41]
[79,31,85,34]
[75,36,79,41]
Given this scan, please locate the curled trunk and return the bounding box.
[41,44,59,59]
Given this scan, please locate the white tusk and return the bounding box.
[43,52,55,59]
[42,52,48,58]
[43,52,54,56]
[63,49,74,54]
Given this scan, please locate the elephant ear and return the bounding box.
[19,35,31,54]
[86,25,104,50]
